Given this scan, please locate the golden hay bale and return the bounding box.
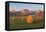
[25,16,33,24]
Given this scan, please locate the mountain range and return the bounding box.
[9,9,43,16]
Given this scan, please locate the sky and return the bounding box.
[9,3,44,11]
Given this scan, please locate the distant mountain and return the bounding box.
[20,9,30,15]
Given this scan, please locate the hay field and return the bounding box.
[9,16,44,29]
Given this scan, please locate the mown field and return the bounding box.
[9,16,44,29]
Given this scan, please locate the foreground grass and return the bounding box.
[9,16,44,29]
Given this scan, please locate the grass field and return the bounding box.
[9,16,44,29]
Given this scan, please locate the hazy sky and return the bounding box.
[9,3,44,11]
